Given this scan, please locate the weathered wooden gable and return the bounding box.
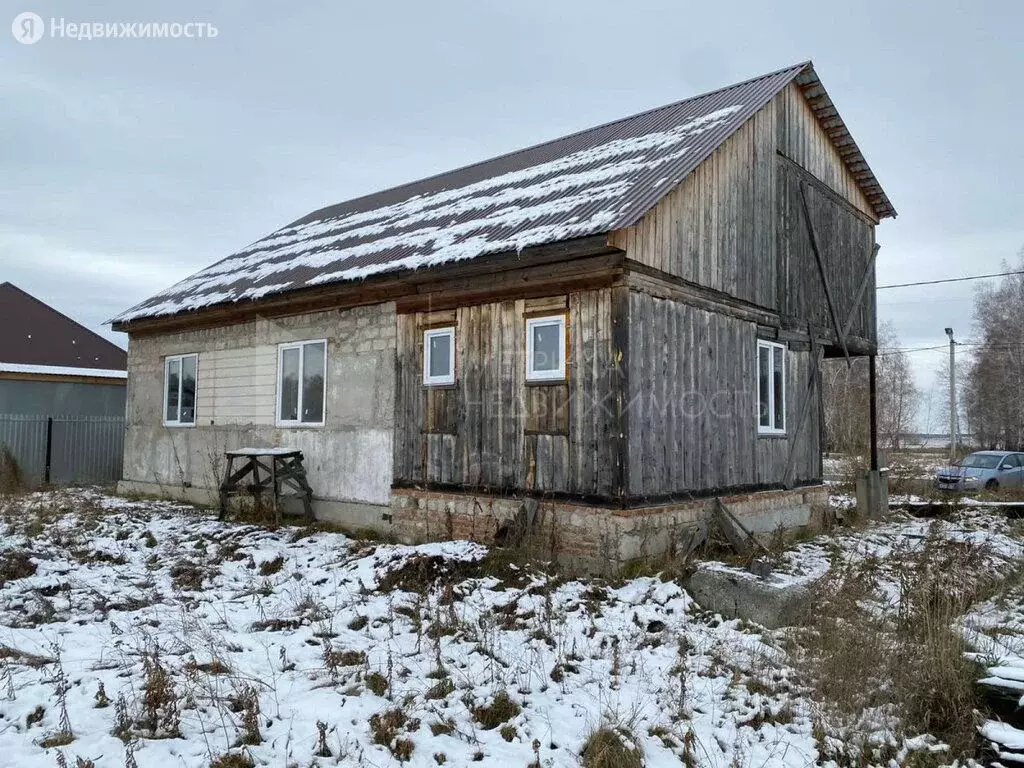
[610,82,878,349]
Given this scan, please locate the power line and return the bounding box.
[877,341,1024,356]
[877,269,1024,290]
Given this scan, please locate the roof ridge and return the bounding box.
[291,61,811,227]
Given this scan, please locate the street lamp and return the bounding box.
[945,328,956,462]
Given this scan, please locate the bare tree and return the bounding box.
[964,247,1024,449]
[822,322,919,454]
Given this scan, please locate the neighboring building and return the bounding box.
[0,282,127,416]
[112,62,894,570]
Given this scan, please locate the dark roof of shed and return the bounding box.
[0,283,127,370]
[114,61,894,324]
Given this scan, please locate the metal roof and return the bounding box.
[114,61,894,324]
[0,283,127,370]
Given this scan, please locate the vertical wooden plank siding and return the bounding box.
[609,83,878,347]
[393,289,622,498]
[626,291,820,499]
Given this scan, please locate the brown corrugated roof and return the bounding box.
[0,283,127,370]
[114,61,894,325]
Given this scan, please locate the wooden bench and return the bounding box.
[218,447,314,524]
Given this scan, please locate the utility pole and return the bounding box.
[945,327,957,463]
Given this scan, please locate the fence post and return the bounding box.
[44,416,53,485]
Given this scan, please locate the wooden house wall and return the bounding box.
[610,82,878,347]
[393,289,623,497]
[626,290,821,499]
[777,168,876,342]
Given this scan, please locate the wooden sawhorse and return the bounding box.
[218,448,314,524]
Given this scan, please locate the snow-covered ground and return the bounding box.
[1,488,1023,767]
[0,489,818,768]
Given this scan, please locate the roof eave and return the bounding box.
[793,65,897,220]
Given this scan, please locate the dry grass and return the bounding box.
[793,530,1000,756]
[0,445,24,494]
[0,550,37,587]
[369,707,418,762]
[580,724,644,768]
[471,690,521,730]
[209,753,254,768]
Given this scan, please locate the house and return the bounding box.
[111,62,894,570]
[0,282,127,416]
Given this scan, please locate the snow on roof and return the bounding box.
[113,62,892,325]
[0,362,128,380]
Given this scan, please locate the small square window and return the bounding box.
[423,327,455,385]
[526,315,566,382]
[757,340,786,435]
[163,353,197,426]
[277,340,327,426]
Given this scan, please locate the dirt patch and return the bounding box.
[0,550,37,586]
[376,554,483,593]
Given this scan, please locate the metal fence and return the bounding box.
[0,414,124,486]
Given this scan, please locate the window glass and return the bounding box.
[280,346,300,422]
[532,323,561,372]
[180,354,197,424]
[758,345,770,428]
[962,453,1001,469]
[302,341,326,423]
[429,333,452,378]
[773,347,785,430]
[757,342,785,433]
[165,358,180,423]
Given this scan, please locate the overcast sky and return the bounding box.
[2,1,1022,429]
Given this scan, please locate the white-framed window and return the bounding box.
[277,339,327,426]
[423,327,456,386]
[757,340,786,435]
[163,353,197,427]
[526,315,567,382]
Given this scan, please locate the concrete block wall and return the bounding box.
[391,485,829,572]
[119,303,396,522]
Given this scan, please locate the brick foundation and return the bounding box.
[391,485,829,573]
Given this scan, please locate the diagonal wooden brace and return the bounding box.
[799,181,850,366]
[841,242,881,343]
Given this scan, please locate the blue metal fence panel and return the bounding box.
[0,413,124,486]
[0,414,47,483]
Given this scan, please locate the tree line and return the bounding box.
[962,249,1024,450]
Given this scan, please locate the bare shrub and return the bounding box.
[234,686,261,746]
[139,649,180,738]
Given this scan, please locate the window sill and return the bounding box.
[525,377,567,386]
[422,382,457,389]
[163,422,196,428]
[275,422,326,429]
[758,430,788,439]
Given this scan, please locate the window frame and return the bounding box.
[525,314,568,383]
[276,339,328,428]
[757,340,787,436]
[423,327,456,386]
[162,353,198,427]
